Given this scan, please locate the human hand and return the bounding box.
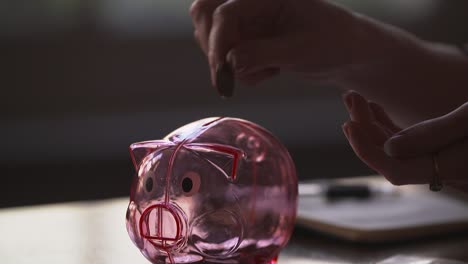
[190,0,381,89]
[342,91,468,192]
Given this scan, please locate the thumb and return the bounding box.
[227,35,301,76]
[384,102,468,158]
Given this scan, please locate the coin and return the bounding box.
[215,62,234,98]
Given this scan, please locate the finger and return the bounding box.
[344,121,432,185]
[368,101,401,134]
[227,34,304,75]
[209,0,290,77]
[373,122,393,138]
[391,155,433,185]
[209,1,242,86]
[437,137,468,184]
[385,102,468,158]
[343,91,388,145]
[237,68,280,86]
[343,121,392,173]
[190,0,225,55]
[389,137,468,186]
[343,91,374,123]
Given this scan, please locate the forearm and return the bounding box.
[337,14,468,127]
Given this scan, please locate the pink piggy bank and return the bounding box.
[126,117,297,264]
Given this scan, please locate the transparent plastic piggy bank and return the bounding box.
[126,117,298,264]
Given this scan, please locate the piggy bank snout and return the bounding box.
[191,209,243,257]
[139,203,188,250]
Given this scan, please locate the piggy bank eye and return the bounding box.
[145,177,153,192]
[182,171,201,196]
[143,171,155,193]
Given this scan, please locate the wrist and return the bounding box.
[335,13,427,86]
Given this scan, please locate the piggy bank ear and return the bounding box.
[129,140,173,170]
[185,143,244,181]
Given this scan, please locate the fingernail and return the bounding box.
[227,50,240,72]
[235,66,249,76]
[342,123,350,139]
[383,135,402,156]
[394,129,409,137]
[215,62,235,98]
[342,91,353,111]
[210,67,216,87]
[228,48,246,71]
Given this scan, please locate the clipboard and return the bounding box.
[296,176,468,242]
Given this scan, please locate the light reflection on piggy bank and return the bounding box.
[126,117,297,264]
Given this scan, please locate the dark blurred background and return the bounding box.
[2,0,468,207]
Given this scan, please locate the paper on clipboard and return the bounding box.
[377,255,468,264]
[296,176,468,242]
